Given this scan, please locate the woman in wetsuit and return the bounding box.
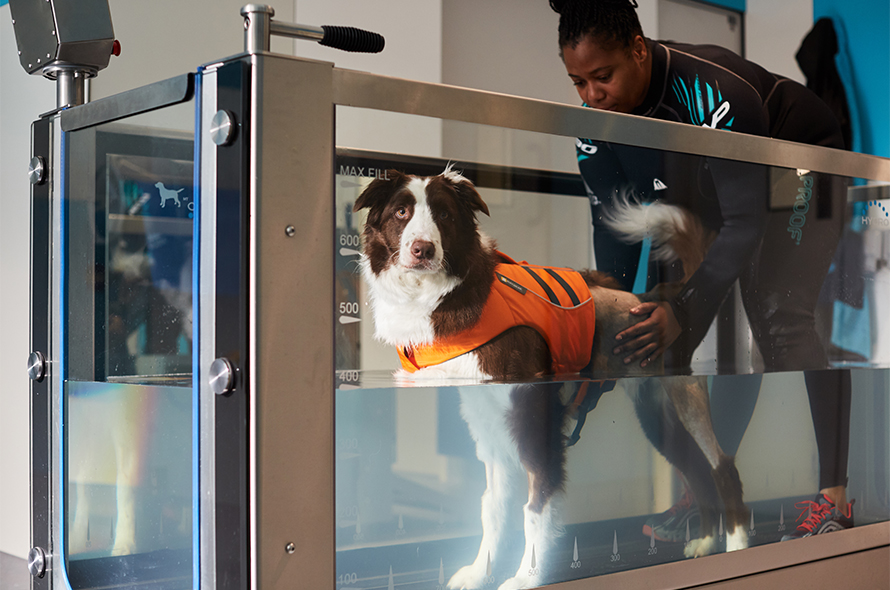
[551,0,853,541]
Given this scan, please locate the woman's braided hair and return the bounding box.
[549,0,644,55]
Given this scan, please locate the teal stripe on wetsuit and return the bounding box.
[632,236,652,294]
[631,202,653,295]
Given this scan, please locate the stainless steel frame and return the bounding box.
[196,51,337,590]
[50,109,64,590]
[60,74,194,132]
[30,113,53,590]
[248,53,335,590]
[199,64,220,590]
[332,68,890,182]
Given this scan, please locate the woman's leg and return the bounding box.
[741,172,853,518]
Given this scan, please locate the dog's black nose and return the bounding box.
[411,240,435,260]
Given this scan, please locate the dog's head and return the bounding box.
[354,166,489,279]
[154,182,164,189]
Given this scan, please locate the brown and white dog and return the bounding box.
[354,167,748,590]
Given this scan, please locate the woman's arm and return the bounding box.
[614,158,769,364]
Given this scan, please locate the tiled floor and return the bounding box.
[0,552,30,590]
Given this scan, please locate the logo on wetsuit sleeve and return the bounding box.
[787,172,814,245]
[672,75,734,129]
[576,137,599,161]
[576,138,602,205]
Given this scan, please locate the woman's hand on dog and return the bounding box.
[613,302,681,367]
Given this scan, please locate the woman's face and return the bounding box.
[562,34,650,114]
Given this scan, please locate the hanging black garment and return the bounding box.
[796,18,853,150]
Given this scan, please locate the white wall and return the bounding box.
[745,0,811,83]
[0,8,56,559]
[296,0,443,158]
[91,0,293,100]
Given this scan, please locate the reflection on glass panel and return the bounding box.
[105,152,193,381]
[65,382,192,585]
[332,115,890,590]
[834,182,890,366]
[63,101,195,589]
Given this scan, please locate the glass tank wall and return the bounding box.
[332,110,890,589]
[60,101,196,590]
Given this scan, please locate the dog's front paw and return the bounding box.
[393,367,450,386]
[725,527,748,552]
[392,368,418,386]
[683,535,717,558]
[110,539,137,556]
[447,563,489,590]
[393,366,482,388]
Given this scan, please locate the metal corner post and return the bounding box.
[29,115,53,590]
[241,4,274,54]
[249,53,335,589]
[198,63,220,590]
[210,58,253,590]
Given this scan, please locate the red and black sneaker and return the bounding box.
[781,494,854,541]
[642,486,700,542]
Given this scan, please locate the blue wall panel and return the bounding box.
[814,0,890,158]
[699,0,746,13]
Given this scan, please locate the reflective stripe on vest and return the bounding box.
[398,256,595,374]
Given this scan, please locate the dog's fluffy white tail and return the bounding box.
[601,196,690,262]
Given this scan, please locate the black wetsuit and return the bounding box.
[578,40,850,489]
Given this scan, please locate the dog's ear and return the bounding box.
[353,170,405,223]
[439,165,489,217]
[451,177,490,217]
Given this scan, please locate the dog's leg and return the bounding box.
[448,459,515,589]
[450,388,523,590]
[497,384,566,590]
[110,423,139,556]
[498,472,562,590]
[712,457,748,553]
[662,377,749,555]
[68,480,91,555]
[632,379,722,557]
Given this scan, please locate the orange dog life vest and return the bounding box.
[398,253,596,374]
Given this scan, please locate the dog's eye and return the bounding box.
[439,211,449,220]
[395,207,409,219]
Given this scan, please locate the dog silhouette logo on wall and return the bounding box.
[155,182,184,208]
